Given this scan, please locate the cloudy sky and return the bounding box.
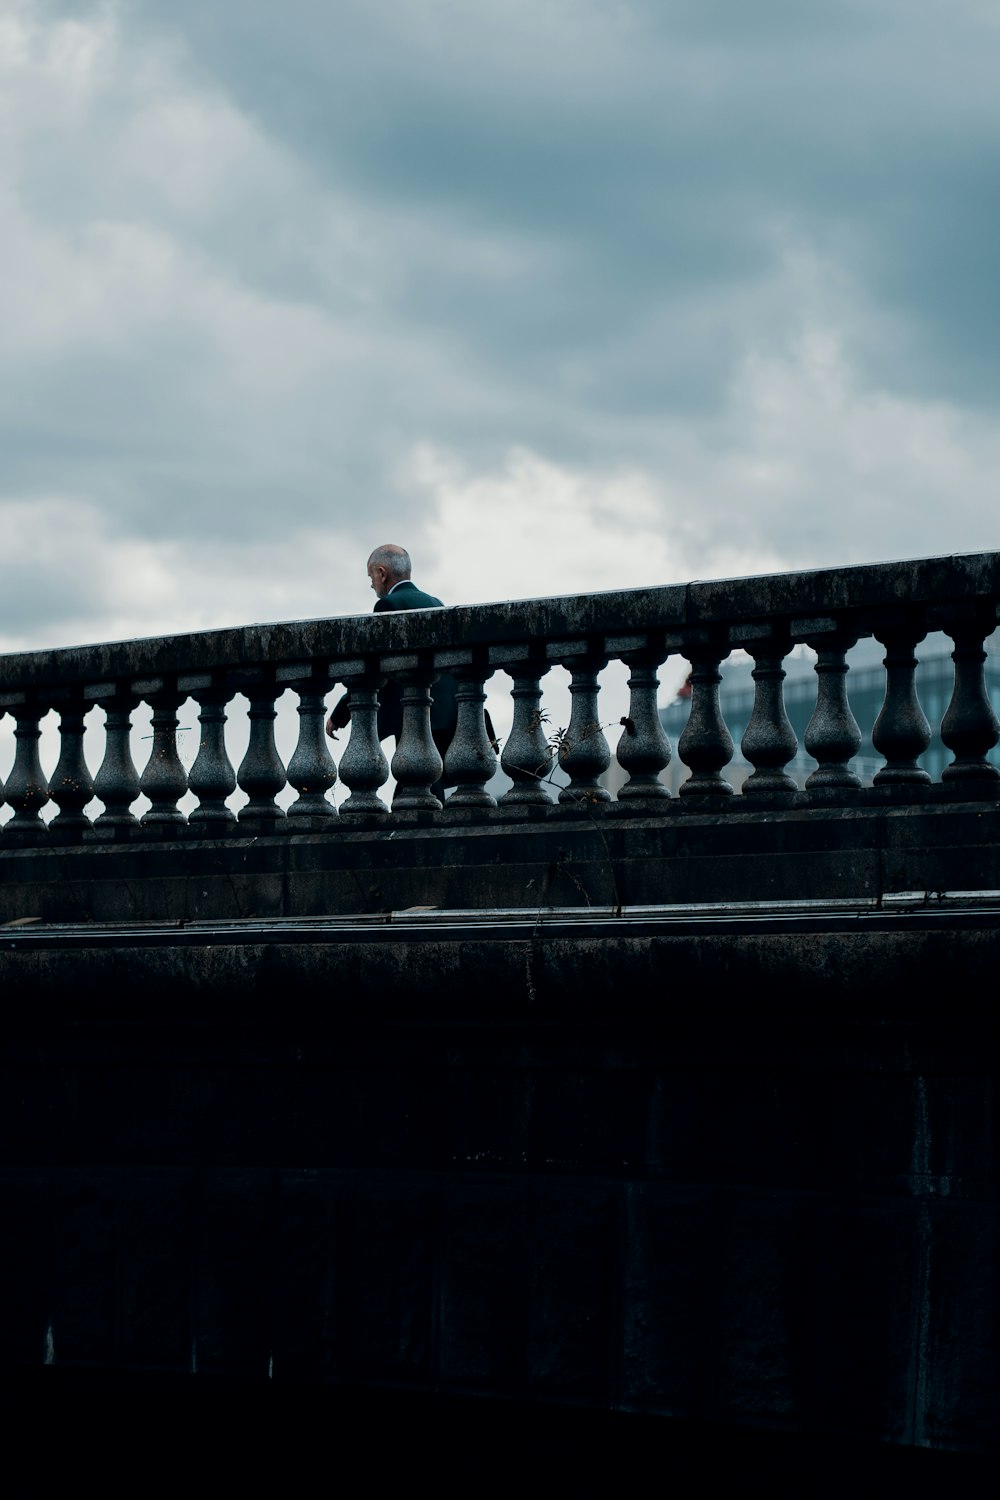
[2,0,999,655]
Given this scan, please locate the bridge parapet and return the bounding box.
[2,552,998,846]
[3,553,1000,1456]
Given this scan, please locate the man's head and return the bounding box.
[367,543,412,599]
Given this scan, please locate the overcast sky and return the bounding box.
[2,0,999,653]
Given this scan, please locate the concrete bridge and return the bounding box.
[2,552,998,1468]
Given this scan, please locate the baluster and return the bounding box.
[615,648,672,806]
[677,643,734,798]
[237,680,287,829]
[740,640,798,801]
[93,692,141,828]
[140,688,188,827]
[557,652,611,805]
[804,632,862,793]
[444,664,498,809]
[499,658,553,807]
[4,697,50,842]
[391,669,443,811]
[940,611,1000,785]
[49,695,95,835]
[286,679,338,823]
[187,685,238,828]
[337,671,389,818]
[872,619,931,787]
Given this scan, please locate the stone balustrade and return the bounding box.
[4,551,1000,1460]
[1,551,998,845]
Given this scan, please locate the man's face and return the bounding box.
[368,562,390,598]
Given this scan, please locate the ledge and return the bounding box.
[2,800,999,925]
[2,550,998,692]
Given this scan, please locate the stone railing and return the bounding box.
[1,551,998,846]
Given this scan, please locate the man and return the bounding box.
[367,543,446,616]
[325,544,458,763]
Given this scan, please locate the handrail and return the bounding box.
[1,551,998,843]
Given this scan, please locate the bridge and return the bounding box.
[2,551,998,1467]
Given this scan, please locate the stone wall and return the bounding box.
[2,905,997,1454]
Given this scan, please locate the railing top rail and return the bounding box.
[2,550,998,693]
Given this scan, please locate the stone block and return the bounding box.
[0,1062,76,1167]
[351,1068,450,1170]
[439,1180,528,1391]
[812,1196,920,1442]
[51,1168,117,1366]
[272,1169,346,1383]
[658,1070,826,1191]
[621,1182,715,1416]
[526,1179,616,1401]
[119,1168,195,1370]
[921,1202,1000,1450]
[922,1073,997,1196]
[348,1176,435,1385]
[529,1067,650,1173]
[716,1189,813,1425]
[204,1065,315,1167]
[0,1170,51,1366]
[195,1168,272,1377]
[450,1068,531,1169]
[823,1071,920,1191]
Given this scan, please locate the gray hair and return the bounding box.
[367,544,412,582]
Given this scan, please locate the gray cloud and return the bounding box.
[2,0,999,654]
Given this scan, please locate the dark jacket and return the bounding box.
[373,580,445,614]
[372,580,457,748]
[328,580,457,751]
